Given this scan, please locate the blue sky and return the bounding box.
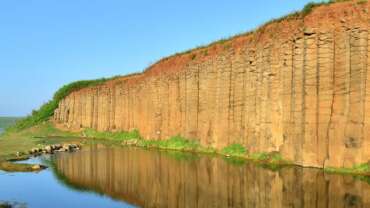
[0,0,322,117]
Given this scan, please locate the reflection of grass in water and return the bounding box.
[324,163,370,175]
[163,150,200,162]
[222,156,289,171]
[82,137,123,147]
[257,163,286,172]
[223,157,246,166]
[354,175,370,185]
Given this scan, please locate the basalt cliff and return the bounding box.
[53,1,370,168]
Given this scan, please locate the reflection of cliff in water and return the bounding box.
[53,145,370,208]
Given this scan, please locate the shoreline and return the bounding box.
[1,122,370,177]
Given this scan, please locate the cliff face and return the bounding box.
[54,1,370,168]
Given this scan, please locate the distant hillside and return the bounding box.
[0,117,22,129]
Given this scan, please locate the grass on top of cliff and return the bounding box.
[148,0,356,64]
[7,78,112,132]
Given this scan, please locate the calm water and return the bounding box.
[1,144,370,208]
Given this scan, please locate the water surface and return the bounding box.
[1,144,370,208]
[0,156,133,208]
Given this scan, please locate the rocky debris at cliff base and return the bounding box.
[28,143,82,156]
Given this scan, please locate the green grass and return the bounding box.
[301,1,336,17]
[80,130,289,167]
[249,151,285,164]
[137,135,201,151]
[222,157,247,166]
[325,163,370,175]
[0,122,83,161]
[221,144,247,157]
[80,130,209,154]
[82,128,141,141]
[82,131,288,166]
[302,0,366,16]
[0,122,85,172]
[250,152,270,160]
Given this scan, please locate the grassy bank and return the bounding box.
[0,122,84,172]
[324,163,370,176]
[2,122,370,175]
[79,128,292,167]
[0,122,82,160]
[73,128,370,174]
[1,122,292,167]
